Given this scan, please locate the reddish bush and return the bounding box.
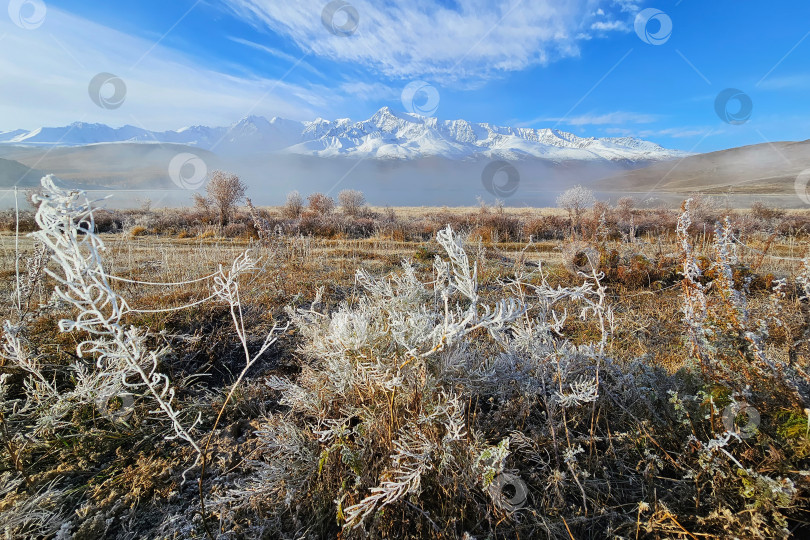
[307,193,336,215]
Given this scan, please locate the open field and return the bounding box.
[1,186,810,539]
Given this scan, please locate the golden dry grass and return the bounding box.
[2,205,809,539]
[2,219,804,374]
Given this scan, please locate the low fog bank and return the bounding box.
[213,155,640,207]
[0,149,646,208]
[4,140,808,210]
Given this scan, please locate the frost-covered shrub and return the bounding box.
[206,213,809,539]
[678,199,808,401]
[1,177,285,534]
[2,181,808,539]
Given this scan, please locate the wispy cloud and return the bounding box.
[0,8,325,130]
[757,74,810,91]
[227,36,323,77]
[612,0,641,13]
[590,20,627,32]
[338,81,401,101]
[223,0,635,83]
[606,126,715,139]
[524,111,661,127]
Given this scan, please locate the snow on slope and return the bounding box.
[1,107,685,162]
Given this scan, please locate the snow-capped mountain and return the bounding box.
[0,129,30,142]
[0,107,685,163]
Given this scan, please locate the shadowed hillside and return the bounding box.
[0,143,221,190]
[0,156,45,188]
[596,139,810,197]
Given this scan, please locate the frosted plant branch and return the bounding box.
[556,376,599,408]
[31,176,202,460]
[343,428,435,528]
[677,199,709,365]
[713,217,748,325]
[199,248,288,537]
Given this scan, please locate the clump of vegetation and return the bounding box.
[193,170,247,227]
[17,184,809,245]
[338,189,368,217]
[307,192,336,216]
[0,180,809,539]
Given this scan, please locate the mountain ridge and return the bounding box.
[0,107,686,163]
[595,139,810,197]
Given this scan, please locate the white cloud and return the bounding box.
[590,20,627,32]
[227,36,324,77]
[641,128,714,139]
[757,74,810,91]
[224,0,629,83]
[0,8,326,130]
[339,81,401,101]
[537,111,661,126]
[606,126,714,139]
[612,0,641,13]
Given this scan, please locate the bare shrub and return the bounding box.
[688,192,722,225]
[0,210,37,232]
[282,190,304,219]
[222,222,252,238]
[751,201,786,221]
[523,214,567,240]
[557,185,596,236]
[616,196,635,222]
[477,213,522,242]
[199,170,247,227]
[583,200,614,241]
[382,206,397,222]
[246,198,274,242]
[338,189,366,217]
[298,213,341,238]
[92,209,123,233]
[633,207,678,236]
[341,217,377,238]
[307,192,335,216]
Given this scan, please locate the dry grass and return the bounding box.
[0,195,809,539]
[0,222,806,370]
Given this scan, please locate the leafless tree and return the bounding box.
[202,170,246,227]
[338,189,366,217]
[616,197,635,222]
[557,185,596,237]
[282,191,304,219]
[307,192,335,215]
[616,196,636,241]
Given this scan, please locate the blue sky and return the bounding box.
[1,0,809,152]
